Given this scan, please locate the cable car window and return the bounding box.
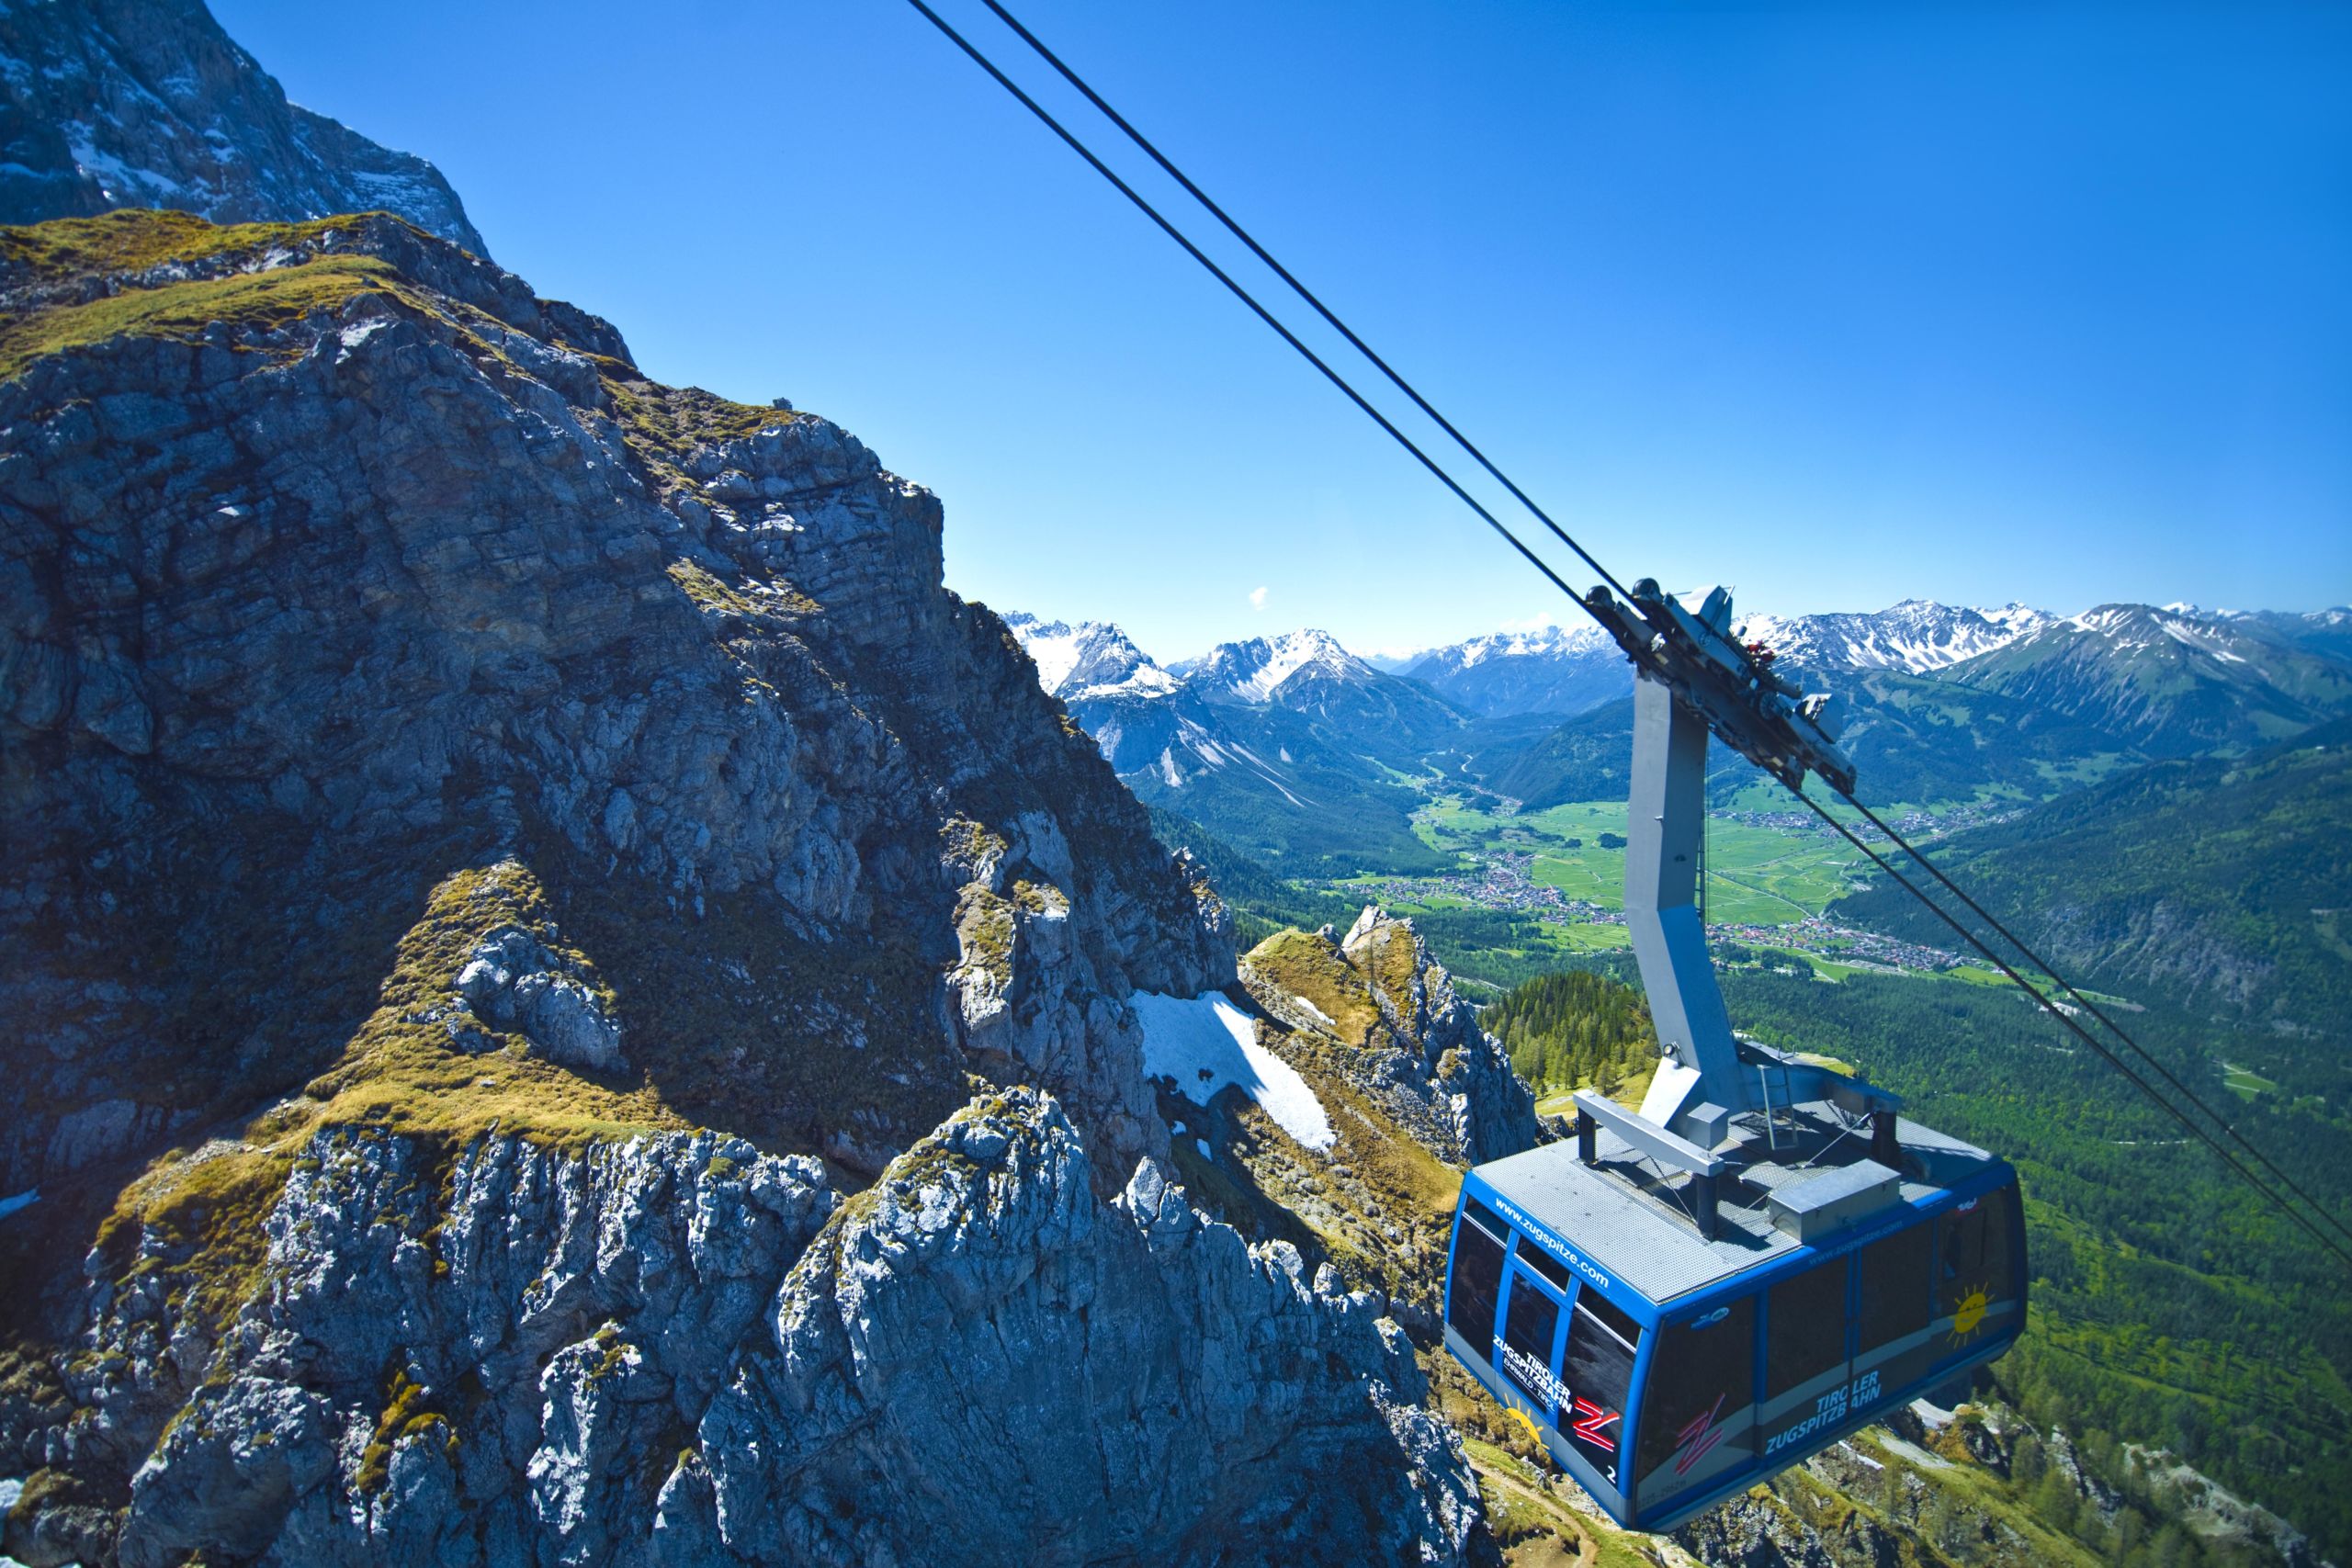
[1500,1269,1564,1411]
[1937,1191,2017,1338]
[1764,1259,1850,1400]
[1562,1293,1639,1483]
[1854,1221,1935,1399]
[1634,1296,1756,1506]
[1856,1223,1933,1356]
[1579,1286,1642,1348]
[1515,1239,1575,1295]
[1448,1205,1508,1354]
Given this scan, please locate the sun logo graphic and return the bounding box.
[1950,1282,1991,1340]
[1509,1406,1550,1452]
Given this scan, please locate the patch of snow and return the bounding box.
[1909,1397,1956,1429]
[0,1188,38,1223]
[1135,991,1336,1153]
[1879,1433,1953,1470]
[336,317,390,360]
[1196,1138,1214,1160]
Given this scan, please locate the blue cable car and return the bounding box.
[1444,584,2028,1533]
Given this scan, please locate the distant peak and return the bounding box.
[1002,609,1177,700]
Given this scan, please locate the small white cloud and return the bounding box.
[1498,611,1556,634]
[1249,586,1269,611]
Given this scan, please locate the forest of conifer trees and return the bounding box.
[1482,970,1657,1091]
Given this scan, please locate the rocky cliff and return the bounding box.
[1243,908,1540,1169]
[0,208,1495,1562]
[0,0,486,254]
[6,1087,1479,1567]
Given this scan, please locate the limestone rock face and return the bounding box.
[1245,908,1540,1168]
[0,208,1468,1566]
[66,1129,837,1568]
[456,926,625,1072]
[0,209,1230,1196]
[0,0,490,254]
[24,1091,1479,1568]
[700,1090,1481,1568]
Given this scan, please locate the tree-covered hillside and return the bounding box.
[1483,970,1656,1093]
[1835,722,2352,1056]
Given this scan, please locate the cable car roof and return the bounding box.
[1476,1102,2007,1306]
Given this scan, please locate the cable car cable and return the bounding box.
[969,0,1637,606]
[903,0,2352,1266]
[899,0,1598,615]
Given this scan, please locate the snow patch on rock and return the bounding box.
[1135,990,1335,1152]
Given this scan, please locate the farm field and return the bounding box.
[1411,794,1870,923]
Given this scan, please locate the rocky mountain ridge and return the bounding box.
[1735,598,2053,676]
[9,1083,1485,1566]
[0,0,487,254]
[1404,621,1623,718]
[0,206,1511,1563]
[1938,603,2352,758]
[1016,591,2352,874]
[999,610,1178,701]
[1006,615,1472,874]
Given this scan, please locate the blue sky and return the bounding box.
[216,0,2350,660]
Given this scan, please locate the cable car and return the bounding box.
[1444,583,2026,1533]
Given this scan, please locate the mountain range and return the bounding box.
[1011,597,2352,864]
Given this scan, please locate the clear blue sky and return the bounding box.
[214,0,2350,660]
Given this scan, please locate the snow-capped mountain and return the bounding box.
[1006,616,1469,871]
[2206,606,2352,665]
[1731,600,2053,675]
[1938,603,2352,756]
[1404,621,1625,717]
[1401,600,2054,717]
[1000,612,1180,700]
[1175,629,1374,705]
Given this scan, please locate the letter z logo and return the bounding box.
[1569,1397,1620,1448]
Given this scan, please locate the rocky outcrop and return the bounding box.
[1337,907,1540,1164]
[0,0,488,253]
[454,926,626,1072]
[1243,908,1539,1168]
[701,1089,1480,1567]
[9,1089,1482,1567]
[0,208,1229,1196]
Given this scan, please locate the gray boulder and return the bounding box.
[457,925,626,1072]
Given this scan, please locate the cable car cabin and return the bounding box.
[1440,589,2030,1532]
[1443,1096,2024,1532]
